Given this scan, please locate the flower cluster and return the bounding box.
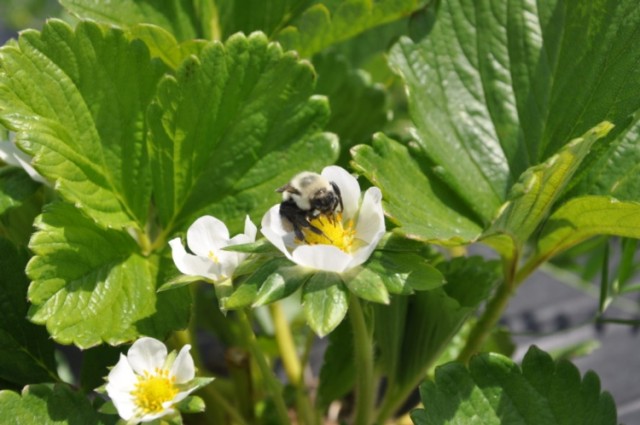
[169,165,384,279]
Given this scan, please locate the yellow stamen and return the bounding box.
[131,368,178,415]
[208,250,219,264]
[299,213,357,253]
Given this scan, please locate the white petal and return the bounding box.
[291,244,353,273]
[106,354,137,421]
[354,187,385,244]
[243,215,257,241]
[186,216,230,256]
[127,337,167,375]
[261,205,294,261]
[171,344,195,383]
[169,238,220,280]
[322,166,360,220]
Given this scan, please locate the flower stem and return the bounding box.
[269,302,319,425]
[269,302,301,383]
[236,309,292,425]
[349,296,375,425]
[456,254,534,364]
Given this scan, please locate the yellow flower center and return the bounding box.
[208,250,220,263]
[131,368,179,415]
[299,213,357,253]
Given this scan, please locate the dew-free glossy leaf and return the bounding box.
[352,133,483,243]
[127,24,206,69]
[26,203,190,348]
[0,20,166,230]
[0,238,57,386]
[532,196,640,267]
[148,32,337,235]
[571,116,640,202]
[375,256,498,414]
[276,0,419,58]
[484,122,613,259]
[387,0,640,227]
[0,384,116,425]
[411,346,617,425]
[60,0,214,41]
[302,272,349,337]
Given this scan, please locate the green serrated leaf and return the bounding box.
[484,122,613,260]
[27,203,190,348]
[375,256,498,415]
[530,196,640,268]
[352,133,483,243]
[389,0,640,228]
[147,32,338,236]
[0,237,58,386]
[0,20,167,230]
[313,51,389,163]
[276,0,420,58]
[302,272,349,337]
[215,0,312,39]
[0,383,117,424]
[411,346,618,425]
[59,0,214,41]
[571,115,640,202]
[127,24,207,69]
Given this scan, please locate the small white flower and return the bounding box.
[0,132,48,184]
[261,166,385,273]
[105,337,197,423]
[169,215,257,282]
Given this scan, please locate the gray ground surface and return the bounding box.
[504,270,640,424]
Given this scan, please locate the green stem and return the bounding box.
[349,296,375,425]
[237,309,292,425]
[269,303,318,425]
[269,303,301,383]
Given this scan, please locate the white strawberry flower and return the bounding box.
[169,215,257,282]
[105,337,200,423]
[261,166,385,273]
[0,132,47,184]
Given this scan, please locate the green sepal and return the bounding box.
[222,239,281,255]
[158,275,204,293]
[253,265,311,307]
[175,395,206,414]
[224,257,292,309]
[365,250,445,295]
[341,267,389,304]
[302,272,349,337]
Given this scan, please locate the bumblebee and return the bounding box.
[277,171,343,242]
